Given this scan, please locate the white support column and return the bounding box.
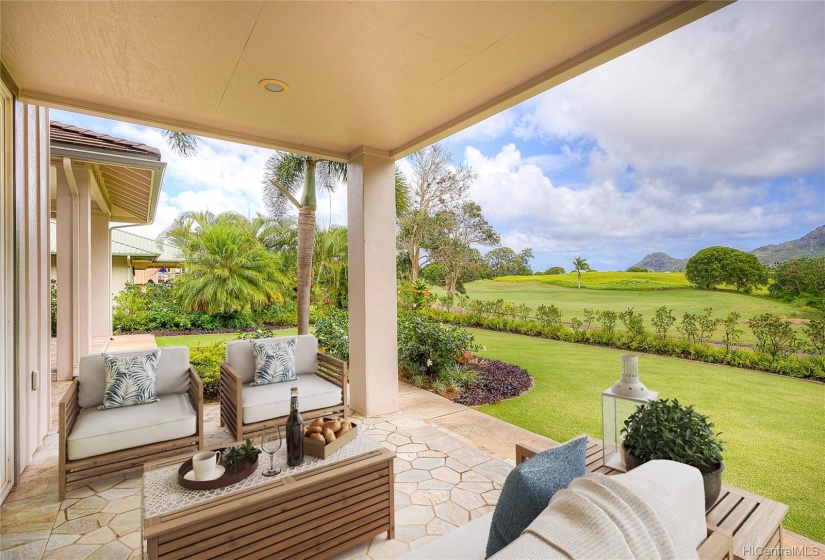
[76,167,92,358]
[90,212,111,337]
[347,148,398,417]
[55,166,74,380]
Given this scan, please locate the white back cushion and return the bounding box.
[226,334,318,384]
[78,346,190,409]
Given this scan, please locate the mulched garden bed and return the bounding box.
[452,357,533,406]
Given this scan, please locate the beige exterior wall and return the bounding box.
[347,150,399,417]
[111,256,132,298]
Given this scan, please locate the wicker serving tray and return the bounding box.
[177,455,258,491]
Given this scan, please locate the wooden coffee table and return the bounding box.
[142,435,395,560]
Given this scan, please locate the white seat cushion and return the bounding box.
[67,393,197,461]
[241,374,342,424]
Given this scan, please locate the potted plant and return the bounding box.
[621,398,724,510]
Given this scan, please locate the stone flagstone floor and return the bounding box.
[0,383,516,560]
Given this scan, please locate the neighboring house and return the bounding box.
[48,121,167,381]
[49,220,182,294]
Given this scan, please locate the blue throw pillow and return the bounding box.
[98,349,162,409]
[250,338,298,386]
[485,436,587,558]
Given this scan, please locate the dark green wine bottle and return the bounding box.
[285,386,304,467]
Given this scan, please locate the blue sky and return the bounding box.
[52,0,824,272]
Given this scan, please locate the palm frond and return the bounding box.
[161,130,200,157]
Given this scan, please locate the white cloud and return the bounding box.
[514,1,825,182]
[464,144,820,264]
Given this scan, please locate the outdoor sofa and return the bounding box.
[220,334,348,442]
[402,447,733,560]
[59,346,203,501]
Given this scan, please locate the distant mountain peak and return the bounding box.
[631,253,688,272]
[750,225,825,265]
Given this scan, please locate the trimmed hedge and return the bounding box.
[421,308,825,381]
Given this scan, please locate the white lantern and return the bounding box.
[601,355,657,472]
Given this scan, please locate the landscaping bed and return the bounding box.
[452,358,533,406]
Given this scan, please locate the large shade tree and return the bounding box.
[429,202,499,293]
[397,144,475,282]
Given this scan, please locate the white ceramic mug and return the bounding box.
[192,450,222,480]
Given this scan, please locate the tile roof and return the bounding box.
[50,121,161,159]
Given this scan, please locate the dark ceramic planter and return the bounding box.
[622,445,723,511]
[700,462,724,511]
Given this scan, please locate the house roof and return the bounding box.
[48,121,166,224]
[2,2,728,161]
[50,220,182,265]
[50,121,160,159]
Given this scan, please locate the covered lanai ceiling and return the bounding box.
[1,1,730,161]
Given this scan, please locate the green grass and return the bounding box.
[499,271,694,290]
[446,279,806,345]
[470,328,825,542]
[155,328,298,349]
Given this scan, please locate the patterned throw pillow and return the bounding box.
[98,349,162,410]
[485,436,587,558]
[251,338,298,386]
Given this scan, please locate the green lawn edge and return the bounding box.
[469,328,824,543]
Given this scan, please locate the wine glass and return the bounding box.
[261,428,282,477]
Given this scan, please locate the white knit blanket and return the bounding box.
[514,473,699,560]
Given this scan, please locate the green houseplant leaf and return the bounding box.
[621,398,724,472]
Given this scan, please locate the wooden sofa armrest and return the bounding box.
[317,353,348,419]
[698,528,733,560]
[188,367,204,450]
[220,361,244,441]
[58,378,80,500]
[515,442,542,465]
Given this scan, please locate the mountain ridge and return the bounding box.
[630,225,825,271]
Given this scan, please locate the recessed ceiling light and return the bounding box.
[259,79,288,93]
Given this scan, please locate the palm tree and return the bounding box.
[262,153,346,334]
[313,227,349,307]
[174,221,287,315]
[573,256,591,289]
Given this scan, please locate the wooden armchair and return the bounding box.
[220,335,348,442]
[59,347,203,500]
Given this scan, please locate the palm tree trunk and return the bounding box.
[577,271,581,289]
[297,207,315,334]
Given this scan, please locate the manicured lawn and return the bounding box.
[155,329,298,349]
[470,328,825,542]
[498,271,694,290]
[449,279,805,345]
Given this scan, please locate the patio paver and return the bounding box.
[1,381,821,560]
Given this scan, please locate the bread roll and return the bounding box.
[337,422,352,436]
[307,425,323,434]
[309,433,325,442]
[310,418,324,428]
[322,428,336,443]
[323,420,342,432]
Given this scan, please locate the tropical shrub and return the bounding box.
[50,279,57,337]
[651,306,675,340]
[313,309,350,363]
[397,314,477,378]
[747,313,800,360]
[189,342,224,401]
[803,317,825,355]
